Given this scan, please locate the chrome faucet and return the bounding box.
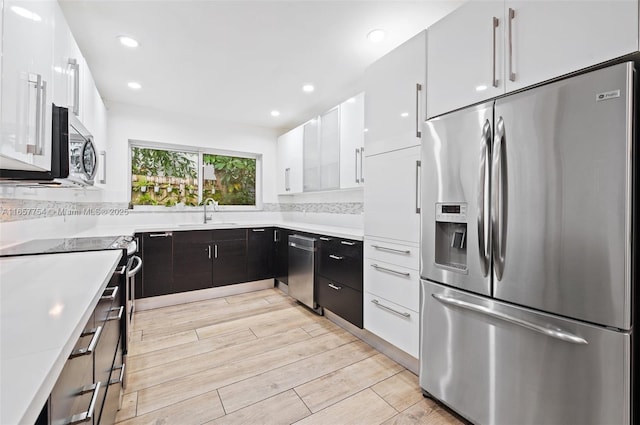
[203,198,217,223]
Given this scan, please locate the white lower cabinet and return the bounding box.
[363,291,420,358]
[364,258,419,312]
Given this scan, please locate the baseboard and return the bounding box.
[135,279,275,311]
[323,308,419,375]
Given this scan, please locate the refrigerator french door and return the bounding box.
[419,61,634,425]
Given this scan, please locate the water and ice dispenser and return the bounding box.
[435,203,468,273]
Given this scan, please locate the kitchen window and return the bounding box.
[130,143,259,208]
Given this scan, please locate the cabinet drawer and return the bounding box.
[318,236,362,259]
[212,228,247,241]
[316,275,363,328]
[364,239,419,270]
[364,292,419,358]
[364,259,419,312]
[318,251,362,291]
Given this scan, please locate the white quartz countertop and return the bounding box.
[73,221,364,241]
[0,250,122,425]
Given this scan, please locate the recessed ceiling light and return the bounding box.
[271,110,281,117]
[400,112,409,118]
[302,84,315,93]
[128,81,142,90]
[118,35,140,48]
[11,5,41,21]
[367,29,385,43]
[475,85,488,92]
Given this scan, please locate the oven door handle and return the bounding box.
[127,255,143,277]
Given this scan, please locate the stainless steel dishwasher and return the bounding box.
[288,234,321,313]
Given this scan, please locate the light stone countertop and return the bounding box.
[0,250,122,425]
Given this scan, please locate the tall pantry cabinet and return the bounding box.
[363,30,425,359]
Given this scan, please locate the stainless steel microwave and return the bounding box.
[52,105,97,185]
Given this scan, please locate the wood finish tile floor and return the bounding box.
[116,288,463,425]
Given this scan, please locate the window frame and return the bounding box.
[128,139,263,211]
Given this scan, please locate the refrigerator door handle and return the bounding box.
[432,294,588,345]
[478,120,492,277]
[492,117,507,280]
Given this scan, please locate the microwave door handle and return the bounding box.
[492,117,507,280]
[478,120,491,277]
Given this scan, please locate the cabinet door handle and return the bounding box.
[371,244,411,255]
[101,286,119,301]
[149,232,171,238]
[329,254,343,260]
[415,160,422,214]
[328,283,342,290]
[274,229,280,242]
[109,363,125,386]
[107,306,124,321]
[508,8,516,82]
[285,168,291,191]
[492,17,499,88]
[415,83,422,138]
[340,240,356,246]
[319,237,332,241]
[371,299,411,318]
[69,58,80,115]
[371,263,410,277]
[214,244,218,259]
[360,147,364,183]
[27,73,46,155]
[355,148,360,183]
[252,228,265,232]
[70,326,103,358]
[208,245,212,259]
[63,382,101,424]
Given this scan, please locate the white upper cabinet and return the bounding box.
[427,1,505,118]
[1,0,56,171]
[364,30,426,157]
[505,0,638,92]
[427,0,639,118]
[276,125,304,194]
[52,4,82,117]
[339,92,365,189]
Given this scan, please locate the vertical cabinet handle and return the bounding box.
[214,244,218,259]
[508,8,516,82]
[360,147,364,183]
[415,160,421,214]
[492,17,499,88]
[285,168,291,191]
[274,229,280,242]
[69,58,80,115]
[415,83,422,138]
[27,73,46,155]
[208,245,212,259]
[355,148,360,183]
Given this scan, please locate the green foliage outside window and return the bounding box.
[130,146,257,207]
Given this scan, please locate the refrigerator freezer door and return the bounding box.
[420,280,631,425]
[421,101,493,296]
[493,62,633,330]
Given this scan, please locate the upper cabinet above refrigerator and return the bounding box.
[427,0,639,119]
[364,30,426,157]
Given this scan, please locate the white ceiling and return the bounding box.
[59,0,462,131]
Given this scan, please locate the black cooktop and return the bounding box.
[0,236,133,257]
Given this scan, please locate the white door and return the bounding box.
[505,0,638,92]
[364,146,421,243]
[1,0,56,171]
[426,1,505,118]
[364,31,426,156]
[276,125,303,194]
[339,92,365,189]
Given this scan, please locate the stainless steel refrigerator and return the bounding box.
[419,61,635,425]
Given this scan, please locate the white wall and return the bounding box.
[104,102,280,204]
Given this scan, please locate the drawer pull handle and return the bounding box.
[320,237,332,241]
[110,363,126,386]
[371,244,411,255]
[101,286,118,301]
[63,382,101,424]
[115,265,127,275]
[70,326,103,358]
[107,306,124,321]
[252,228,266,232]
[371,263,411,277]
[372,299,411,318]
[149,232,171,238]
[329,255,344,260]
[328,283,342,290]
[340,241,356,246]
